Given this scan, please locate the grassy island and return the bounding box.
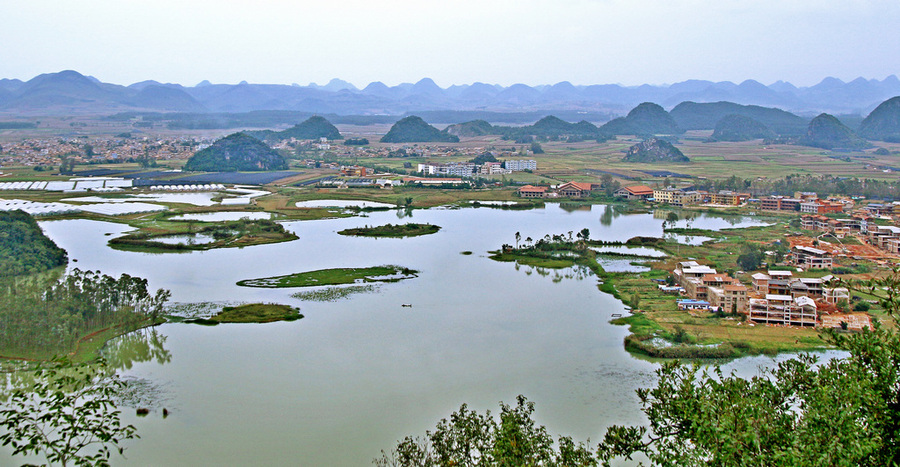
[185,303,303,324]
[338,223,441,238]
[109,218,297,252]
[237,265,418,288]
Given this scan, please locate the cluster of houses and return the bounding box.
[668,258,856,329]
[614,186,854,213]
[798,213,900,256]
[418,160,536,177]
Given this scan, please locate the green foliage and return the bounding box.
[374,395,596,466]
[338,223,441,238]
[344,137,370,146]
[495,115,607,142]
[109,219,295,252]
[444,119,495,137]
[248,116,342,142]
[0,269,170,357]
[798,113,870,150]
[708,114,775,141]
[380,116,459,143]
[598,270,900,466]
[623,138,689,163]
[196,303,303,324]
[670,101,807,136]
[183,133,287,172]
[0,210,68,277]
[694,173,900,200]
[238,265,418,288]
[736,242,765,271]
[469,152,498,165]
[0,359,139,466]
[858,96,900,141]
[600,102,682,136]
[530,142,545,154]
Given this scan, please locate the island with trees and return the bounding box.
[338,223,441,238]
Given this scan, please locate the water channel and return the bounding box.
[24,204,835,465]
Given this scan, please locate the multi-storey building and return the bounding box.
[505,159,537,171]
[792,245,833,269]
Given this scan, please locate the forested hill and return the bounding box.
[380,116,459,143]
[709,114,775,141]
[669,101,807,136]
[0,210,67,277]
[600,102,682,136]
[184,133,287,172]
[798,113,870,150]
[247,116,342,142]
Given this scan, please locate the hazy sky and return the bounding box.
[2,0,899,88]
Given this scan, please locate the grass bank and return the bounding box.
[338,223,441,238]
[0,317,164,364]
[491,221,851,358]
[183,303,303,325]
[237,265,418,288]
[109,218,297,253]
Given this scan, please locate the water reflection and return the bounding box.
[103,327,171,371]
[1,325,172,406]
[24,203,776,466]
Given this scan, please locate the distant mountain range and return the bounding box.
[2,70,900,119]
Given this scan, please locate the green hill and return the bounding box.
[494,116,608,142]
[669,101,807,136]
[858,96,900,142]
[798,113,870,150]
[708,114,775,142]
[380,116,459,143]
[623,138,689,163]
[247,116,342,142]
[601,102,682,136]
[184,133,287,172]
[445,119,494,137]
[0,210,68,277]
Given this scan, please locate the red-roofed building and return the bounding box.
[615,185,654,200]
[517,185,549,198]
[556,181,593,198]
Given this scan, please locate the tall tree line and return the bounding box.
[692,174,900,200]
[0,269,170,355]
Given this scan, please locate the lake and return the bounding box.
[24,204,831,466]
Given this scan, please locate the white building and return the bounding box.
[505,159,537,172]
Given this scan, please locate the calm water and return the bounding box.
[169,212,273,222]
[24,205,817,466]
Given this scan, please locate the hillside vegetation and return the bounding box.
[670,101,807,136]
[444,119,494,137]
[858,96,900,142]
[798,113,870,150]
[248,115,342,142]
[495,116,610,142]
[0,210,67,277]
[623,138,689,163]
[380,116,459,143]
[184,133,287,172]
[709,114,776,141]
[600,102,682,136]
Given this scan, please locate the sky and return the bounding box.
[2,0,899,88]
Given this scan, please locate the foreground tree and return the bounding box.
[598,270,900,466]
[374,395,595,466]
[0,359,138,466]
[378,271,900,466]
